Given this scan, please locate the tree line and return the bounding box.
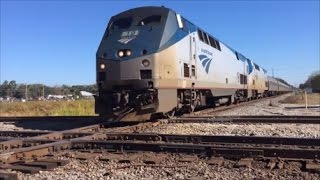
[299,71,320,92]
[1,73,318,100]
[0,80,97,99]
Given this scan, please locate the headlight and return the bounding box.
[118,50,124,57]
[100,63,106,70]
[125,50,131,56]
[142,59,150,67]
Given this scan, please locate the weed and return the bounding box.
[279,93,320,105]
[0,100,95,116]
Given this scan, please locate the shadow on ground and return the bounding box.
[4,119,102,131]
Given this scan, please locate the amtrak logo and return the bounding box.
[118,37,135,44]
[118,30,139,44]
[198,55,212,73]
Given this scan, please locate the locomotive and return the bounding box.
[95,6,291,120]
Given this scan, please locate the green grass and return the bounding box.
[0,100,96,116]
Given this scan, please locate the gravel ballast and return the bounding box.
[17,152,320,180]
[144,123,320,138]
[212,93,320,116]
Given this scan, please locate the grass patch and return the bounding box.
[279,93,320,105]
[0,100,96,116]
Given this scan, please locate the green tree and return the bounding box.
[310,74,320,92]
[0,80,9,97]
[299,71,320,92]
[8,80,17,97]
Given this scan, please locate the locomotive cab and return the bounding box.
[95,6,182,119]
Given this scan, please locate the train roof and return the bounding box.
[111,6,173,19]
[111,6,265,72]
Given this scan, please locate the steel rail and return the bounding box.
[0,120,163,163]
[169,116,320,124]
[91,133,320,147]
[189,93,289,115]
[71,140,320,160]
[0,131,52,138]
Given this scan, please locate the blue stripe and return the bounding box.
[202,58,210,67]
[205,59,212,73]
[198,55,207,61]
[246,59,253,74]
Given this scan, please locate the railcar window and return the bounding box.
[238,53,247,61]
[215,40,221,51]
[208,36,221,51]
[208,36,216,49]
[110,17,132,30]
[240,74,247,84]
[137,15,162,26]
[203,33,209,44]
[197,30,204,42]
[235,52,239,60]
[254,63,260,71]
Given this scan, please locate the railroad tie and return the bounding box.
[0,171,18,180]
[234,158,253,168]
[74,153,98,160]
[15,161,57,170]
[306,162,320,172]
[36,159,69,166]
[143,156,164,164]
[178,155,198,163]
[118,155,139,163]
[1,165,41,174]
[99,153,139,163]
[207,157,224,167]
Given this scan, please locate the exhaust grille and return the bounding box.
[184,63,190,78]
[140,70,152,79]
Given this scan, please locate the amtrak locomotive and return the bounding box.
[95,6,291,119]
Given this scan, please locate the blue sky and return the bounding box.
[1,1,319,86]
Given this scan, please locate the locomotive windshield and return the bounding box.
[137,15,162,26]
[110,17,132,30]
[109,15,163,31]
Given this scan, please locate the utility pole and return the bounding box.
[25,84,28,100]
[42,85,45,99]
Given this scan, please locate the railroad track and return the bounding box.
[0,115,319,139]
[190,93,288,116]
[73,134,320,159]
[0,119,162,178]
[171,115,320,124]
[0,115,319,178]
